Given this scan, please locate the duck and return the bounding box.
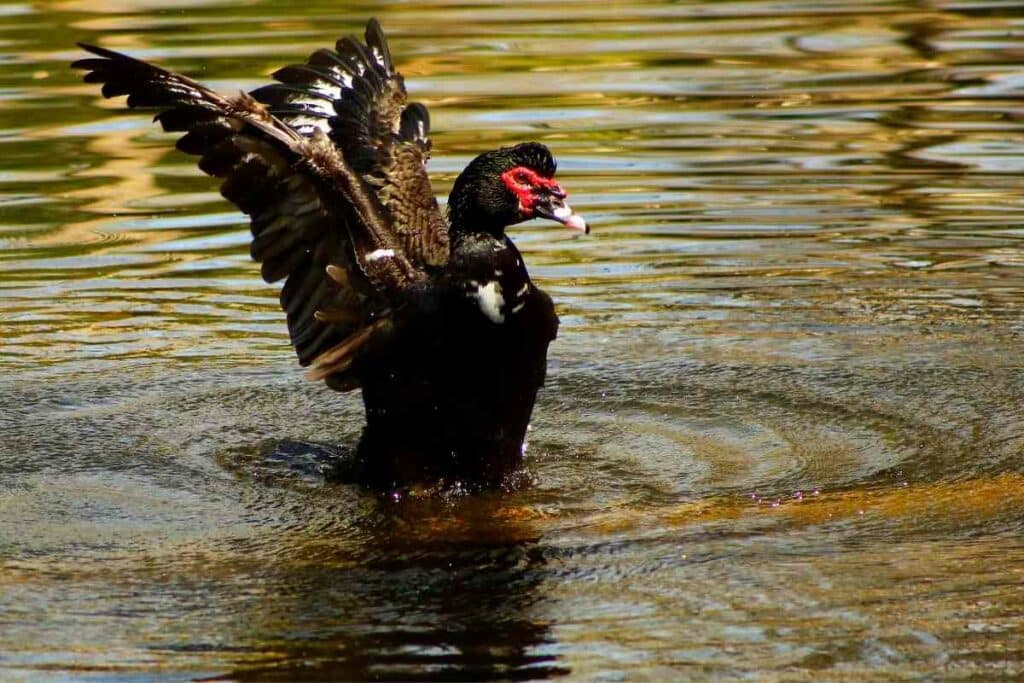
[73,19,588,491]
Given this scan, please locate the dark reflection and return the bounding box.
[897,19,942,61]
[207,489,568,681]
[219,438,358,488]
[221,437,535,495]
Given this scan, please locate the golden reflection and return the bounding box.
[577,473,1024,536]
[27,122,175,248]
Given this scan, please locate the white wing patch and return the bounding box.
[370,46,387,69]
[510,282,529,314]
[307,79,341,98]
[289,96,335,117]
[285,114,331,134]
[264,72,355,137]
[367,248,395,261]
[469,280,505,324]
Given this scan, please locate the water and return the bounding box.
[3,0,1024,679]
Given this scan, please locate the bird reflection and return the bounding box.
[207,485,568,681]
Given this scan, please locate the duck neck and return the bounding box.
[446,173,512,239]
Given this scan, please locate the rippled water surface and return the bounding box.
[3,0,1024,680]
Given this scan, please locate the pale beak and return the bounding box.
[534,190,590,234]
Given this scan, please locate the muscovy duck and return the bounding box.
[73,19,587,490]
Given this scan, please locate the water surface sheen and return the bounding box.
[2,0,1024,680]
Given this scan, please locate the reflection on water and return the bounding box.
[208,503,565,682]
[2,0,1024,680]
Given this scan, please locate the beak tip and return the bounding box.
[564,213,589,234]
[541,198,589,234]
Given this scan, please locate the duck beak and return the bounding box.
[534,189,589,234]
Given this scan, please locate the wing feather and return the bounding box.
[73,39,418,385]
[250,18,450,269]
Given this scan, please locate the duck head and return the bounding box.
[447,142,588,237]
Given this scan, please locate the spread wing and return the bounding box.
[250,19,449,269]
[73,29,430,390]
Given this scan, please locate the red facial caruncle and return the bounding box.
[500,166,565,217]
[500,165,589,233]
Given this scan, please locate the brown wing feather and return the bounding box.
[73,42,417,387]
[250,18,450,269]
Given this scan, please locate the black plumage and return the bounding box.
[73,19,588,490]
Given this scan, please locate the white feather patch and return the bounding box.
[319,69,353,89]
[470,280,504,324]
[366,248,395,261]
[308,80,340,98]
[289,97,335,117]
[371,46,387,69]
[506,282,530,316]
[286,115,331,134]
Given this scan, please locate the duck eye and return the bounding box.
[515,170,530,184]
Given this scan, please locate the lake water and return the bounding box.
[2,0,1023,680]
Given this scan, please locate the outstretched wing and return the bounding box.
[73,38,423,389]
[250,19,449,269]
